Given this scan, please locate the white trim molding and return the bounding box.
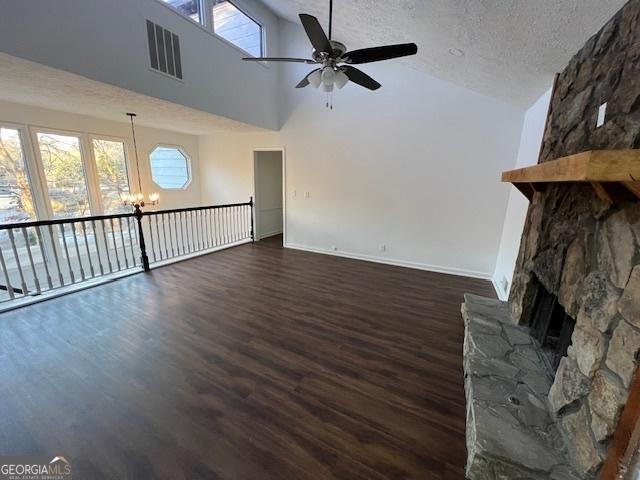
[258,230,282,240]
[284,242,494,281]
[492,277,509,301]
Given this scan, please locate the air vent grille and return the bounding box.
[146,20,182,79]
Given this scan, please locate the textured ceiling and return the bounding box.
[263,0,627,107]
[0,53,263,135]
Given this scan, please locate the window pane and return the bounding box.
[93,139,130,214]
[37,132,90,219]
[213,1,262,57]
[0,127,35,224]
[150,146,190,189]
[161,0,201,23]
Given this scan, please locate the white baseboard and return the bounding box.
[284,242,493,280]
[492,277,509,301]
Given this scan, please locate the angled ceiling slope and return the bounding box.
[0,53,263,135]
[262,0,627,108]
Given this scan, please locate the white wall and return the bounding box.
[492,89,552,299]
[0,100,202,211]
[199,19,526,279]
[254,150,283,239]
[199,131,278,205]
[0,0,280,130]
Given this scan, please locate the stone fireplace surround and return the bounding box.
[463,0,640,478]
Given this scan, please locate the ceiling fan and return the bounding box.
[242,0,418,99]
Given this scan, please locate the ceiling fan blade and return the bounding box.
[243,57,317,64]
[343,66,381,90]
[344,43,418,64]
[296,69,320,88]
[299,14,332,54]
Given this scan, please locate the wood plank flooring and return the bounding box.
[0,235,494,479]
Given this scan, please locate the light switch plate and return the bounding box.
[597,103,607,128]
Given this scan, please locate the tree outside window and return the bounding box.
[37,132,90,219]
[0,127,35,224]
[93,139,131,214]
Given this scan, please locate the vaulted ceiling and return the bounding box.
[262,0,627,108]
[0,53,262,135]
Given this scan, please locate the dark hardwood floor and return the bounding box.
[0,235,494,479]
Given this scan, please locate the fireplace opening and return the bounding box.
[530,283,576,372]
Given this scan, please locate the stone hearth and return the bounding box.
[462,294,580,480]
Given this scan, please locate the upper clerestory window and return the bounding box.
[160,0,202,24]
[212,1,263,57]
[157,0,264,58]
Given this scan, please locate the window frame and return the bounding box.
[210,0,264,58]
[30,126,97,220]
[153,0,266,59]
[0,121,44,223]
[88,134,134,215]
[157,0,205,27]
[148,143,192,191]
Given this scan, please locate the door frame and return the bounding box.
[252,147,286,243]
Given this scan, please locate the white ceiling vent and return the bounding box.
[146,20,183,80]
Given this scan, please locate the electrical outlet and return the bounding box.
[597,103,607,128]
[292,190,297,197]
[379,244,387,252]
[304,191,310,198]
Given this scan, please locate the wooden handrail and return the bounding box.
[0,199,255,309]
[0,211,134,230]
[144,201,251,216]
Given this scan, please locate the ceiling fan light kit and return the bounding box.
[308,69,322,88]
[242,0,418,108]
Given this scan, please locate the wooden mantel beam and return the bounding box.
[502,150,640,202]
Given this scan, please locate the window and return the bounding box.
[36,132,90,219]
[92,139,131,214]
[149,146,190,189]
[212,1,262,57]
[0,127,35,223]
[159,0,201,23]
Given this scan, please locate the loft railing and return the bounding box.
[0,198,254,309]
[143,201,254,267]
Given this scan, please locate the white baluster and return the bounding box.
[47,225,64,286]
[70,223,85,281]
[21,227,41,294]
[0,240,15,299]
[118,217,130,269]
[59,223,76,284]
[35,226,53,289]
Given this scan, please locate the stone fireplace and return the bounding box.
[463,0,640,478]
[529,282,576,372]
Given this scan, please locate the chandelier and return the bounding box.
[123,112,159,209]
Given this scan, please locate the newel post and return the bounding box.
[250,196,255,243]
[134,205,150,271]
